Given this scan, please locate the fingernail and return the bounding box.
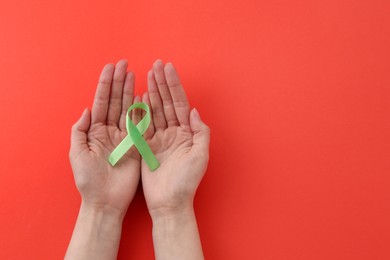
[192,108,200,120]
[164,63,176,75]
[119,59,128,65]
[147,69,154,79]
[127,71,134,79]
[154,59,163,67]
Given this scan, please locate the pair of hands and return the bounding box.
[69,59,210,221]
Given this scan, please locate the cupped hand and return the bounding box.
[69,60,142,218]
[141,60,210,218]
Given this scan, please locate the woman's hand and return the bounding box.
[66,60,144,260]
[141,60,210,218]
[69,59,141,218]
[140,60,209,260]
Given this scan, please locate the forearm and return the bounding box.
[151,206,204,260]
[65,202,123,260]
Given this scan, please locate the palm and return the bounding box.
[70,60,141,214]
[143,127,203,211]
[140,61,210,214]
[72,124,140,210]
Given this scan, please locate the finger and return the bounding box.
[153,60,179,127]
[147,69,167,131]
[119,71,135,130]
[132,96,142,125]
[70,108,91,158]
[190,108,210,160]
[107,59,128,126]
[142,92,155,139]
[164,63,190,128]
[91,64,115,125]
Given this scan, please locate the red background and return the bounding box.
[0,0,389,259]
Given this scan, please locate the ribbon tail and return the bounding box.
[108,135,134,166]
[129,125,160,171]
[108,102,160,170]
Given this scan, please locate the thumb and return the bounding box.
[190,108,210,158]
[70,108,91,157]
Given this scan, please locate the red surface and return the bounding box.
[0,0,389,259]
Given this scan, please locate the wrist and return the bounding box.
[77,201,124,239]
[150,204,204,260]
[149,200,195,221]
[80,200,126,222]
[65,202,123,260]
[150,204,197,237]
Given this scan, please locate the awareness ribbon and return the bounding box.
[108,102,160,171]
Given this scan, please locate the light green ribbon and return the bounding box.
[108,102,160,171]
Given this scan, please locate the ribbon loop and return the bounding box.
[108,102,160,171]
